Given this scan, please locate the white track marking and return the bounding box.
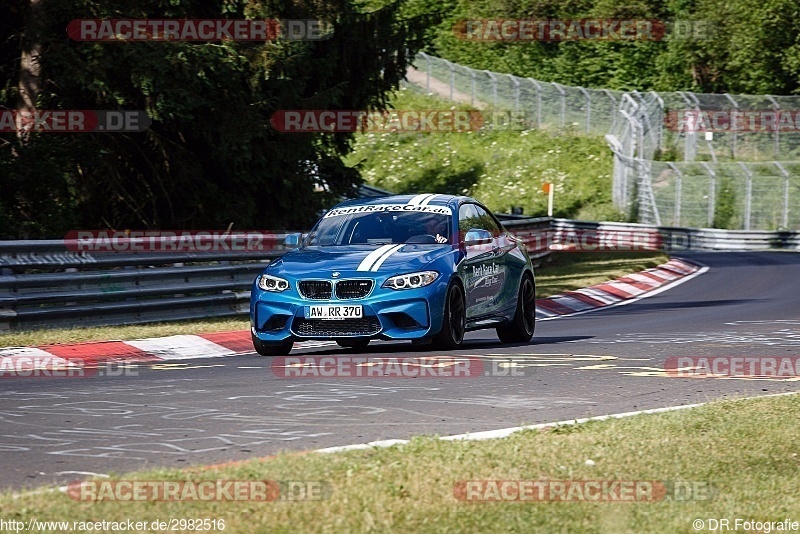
[315,391,799,454]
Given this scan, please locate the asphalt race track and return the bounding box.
[2,251,800,491]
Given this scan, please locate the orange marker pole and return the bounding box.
[542,183,554,217]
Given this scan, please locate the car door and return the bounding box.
[458,203,507,319]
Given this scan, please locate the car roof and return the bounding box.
[331,193,478,211]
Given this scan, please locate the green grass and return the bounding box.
[345,87,623,222]
[0,253,666,347]
[536,251,669,297]
[3,394,799,532]
[0,317,250,348]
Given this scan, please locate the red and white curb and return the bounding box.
[534,258,703,320]
[1,258,703,371]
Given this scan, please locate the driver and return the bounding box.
[422,215,449,244]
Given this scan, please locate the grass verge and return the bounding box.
[536,251,669,298]
[3,394,799,532]
[0,252,667,347]
[344,87,623,222]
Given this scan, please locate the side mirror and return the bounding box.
[464,229,492,246]
[283,233,302,249]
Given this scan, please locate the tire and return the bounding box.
[497,273,536,344]
[336,339,370,350]
[252,333,293,356]
[433,281,466,350]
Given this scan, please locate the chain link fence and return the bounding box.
[410,52,625,136]
[408,53,800,230]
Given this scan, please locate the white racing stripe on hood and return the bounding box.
[369,244,404,272]
[357,244,401,272]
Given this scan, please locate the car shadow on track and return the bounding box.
[593,298,763,315]
[290,336,594,356]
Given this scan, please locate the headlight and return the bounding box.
[258,274,290,292]
[382,271,439,290]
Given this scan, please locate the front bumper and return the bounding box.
[251,280,448,343]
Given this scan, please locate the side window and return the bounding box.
[458,204,480,237]
[473,205,501,235]
[459,203,501,238]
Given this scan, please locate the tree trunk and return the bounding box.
[17,0,43,142]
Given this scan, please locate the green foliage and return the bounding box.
[346,87,622,220]
[0,0,438,237]
[713,176,738,229]
[393,0,800,94]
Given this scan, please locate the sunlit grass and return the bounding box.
[3,394,798,532]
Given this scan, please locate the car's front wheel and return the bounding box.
[433,281,466,350]
[497,273,535,344]
[252,333,293,356]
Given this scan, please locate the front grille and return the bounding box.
[335,280,374,299]
[298,280,332,299]
[293,317,382,337]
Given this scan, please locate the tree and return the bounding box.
[0,0,439,237]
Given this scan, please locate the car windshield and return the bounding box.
[304,207,452,246]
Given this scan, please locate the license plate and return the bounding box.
[305,305,363,320]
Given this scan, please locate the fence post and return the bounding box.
[579,86,591,133]
[701,162,716,227]
[723,93,739,159]
[738,162,753,230]
[620,94,642,157]
[767,96,780,157]
[649,91,665,155]
[470,68,477,106]
[444,59,455,101]
[528,78,542,126]
[667,162,683,227]
[552,82,566,127]
[484,70,497,107]
[603,89,617,132]
[508,74,520,112]
[418,52,431,95]
[677,91,698,162]
[774,162,790,229]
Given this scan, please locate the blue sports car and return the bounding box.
[250,194,536,355]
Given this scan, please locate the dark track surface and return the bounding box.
[3,252,800,491]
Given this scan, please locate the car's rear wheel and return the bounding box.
[336,339,370,350]
[497,273,535,344]
[252,333,293,356]
[433,281,466,350]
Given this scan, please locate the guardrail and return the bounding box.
[0,239,289,331]
[548,219,800,252]
[1,218,797,331]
